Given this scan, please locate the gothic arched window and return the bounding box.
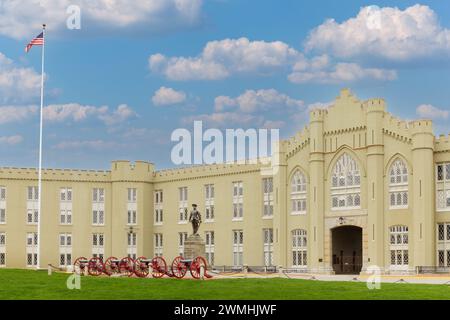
[331,153,361,210]
[291,170,307,214]
[389,159,408,209]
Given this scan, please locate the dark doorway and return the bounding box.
[331,226,362,274]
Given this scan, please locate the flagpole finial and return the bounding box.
[42,24,46,29]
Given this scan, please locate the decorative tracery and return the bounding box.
[291,170,307,214]
[331,153,361,210]
[389,159,408,208]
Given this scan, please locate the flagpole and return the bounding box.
[36,24,46,270]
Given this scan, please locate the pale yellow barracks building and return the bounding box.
[1,88,450,274]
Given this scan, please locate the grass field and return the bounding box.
[1,269,450,300]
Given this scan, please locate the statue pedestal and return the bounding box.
[184,234,206,260]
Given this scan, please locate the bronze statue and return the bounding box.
[189,204,202,235]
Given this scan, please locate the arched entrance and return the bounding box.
[331,226,362,274]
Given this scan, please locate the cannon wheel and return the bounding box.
[171,256,187,279]
[88,257,104,276]
[151,256,167,278]
[73,257,87,275]
[104,256,120,276]
[190,256,208,279]
[134,256,150,278]
[119,257,135,277]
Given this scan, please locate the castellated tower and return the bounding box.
[364,98,386,270]
[410,120,435,267]
[308,108,326,273]
[110,161,155,258]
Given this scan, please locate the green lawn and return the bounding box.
[1,269,450,300]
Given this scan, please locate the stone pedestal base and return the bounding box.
[184,234,206,260]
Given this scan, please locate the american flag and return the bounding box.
[25,32,44,53]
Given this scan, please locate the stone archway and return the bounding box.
[331,226,362,274]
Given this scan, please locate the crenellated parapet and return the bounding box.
[153,160,269,182]
[111,160,154,183]
[285,126,311,158]
[435,134,450,153]
[324,125,366,137]
[364,98,386,113]
[409,120,434,151]
[309,108,327,123]
[0,167,110,182]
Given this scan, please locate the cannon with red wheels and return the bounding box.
[134,256,167,278]
[73,256,106,276]
[73,255,212,279]
[104,256,135,277]
[73,256,89,275]
[73,256,136,277]
[171,256,212,279]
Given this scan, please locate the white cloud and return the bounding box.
[214,95,236,112]
[289,61,397,84]
[152,87,187,106]
[0,53,41,104]
[182,89,304,128]
[0,0,203,40]
[307,101,333,111]
[44,103,106,122]
[0,135,23,145]
[305,5,450,61]
[150,36,400,83]
[215,89,304,113]
[53,139,119,150]
[0,105,38,124]
[416,104,449,120]
[182,112,263,128]
[0,102,136,126]
[149,37,300,80]
[97,104,136,125]
[44,103,136,125]
[262,120,285,129]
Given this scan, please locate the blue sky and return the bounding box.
[0,0,449,170]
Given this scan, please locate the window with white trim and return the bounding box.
[127,188,137,225]
[389,159,408,209]
[389,225,409,270]
[0,232,5,267]
[127,188,137,202]
[436,163,450,211]
[263,228,273,266]
[232,182,243,220]
[0,187,6,224]
[127,210,137,225]
[154,190,163,225]
[179,187,188,222]
[154,233,163,257]
[178,232,188,256]
[26,186,39,224]
[59,233,72,267]
[291,171,307,215]
[262,178,273,217]
[292,229,307,268]
[331,153,361,210]
[127,232,137,260]
[232,230,243,267]
[437,223,450,267]
[60,187,72,225]
[26,232,38,267]
[205,184,215,222]
[205,231,215,266]
[92,188,105,226]
[92,233,104,261]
